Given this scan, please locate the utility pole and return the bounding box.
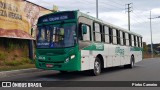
[148,11,160,58]
[96,0,98,18]
[149,11,154,58]
[125,3,132,31]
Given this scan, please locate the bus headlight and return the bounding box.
[71,55,75,59]
[65,55,75,63]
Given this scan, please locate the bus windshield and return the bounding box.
[37,23,77,48]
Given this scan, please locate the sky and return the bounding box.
[28,0,160,44]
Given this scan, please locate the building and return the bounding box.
[0,0,57,59]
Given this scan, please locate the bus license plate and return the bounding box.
[46,64,53,68]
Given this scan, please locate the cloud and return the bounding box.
[99,11,128,27]
[27,0,160,44]
[152,8,160,15]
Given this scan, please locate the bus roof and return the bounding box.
[38,10,142,37]
[77,11,142,37]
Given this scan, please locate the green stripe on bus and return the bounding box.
[130,47,143,51]
[83,43,104,51]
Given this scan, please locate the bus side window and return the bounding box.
[109,27,113,43]
[116,30,120,45]
[123,32,126,45]
[137,36,140,47]
[93,23,101,42]
[134,35,136,46]
[126,33,129,46]
[132,35,134,46]
[129,34,132,46]
[113,29,117,44]
[139,37,142,47]
[141,37,143,47]
[120,31,123,45]
[79,23,91,41]
[104,26,109,43]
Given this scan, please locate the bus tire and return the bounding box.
[124,56,134,68]
[91,57,101,76]
[130,56,135,68]
[60,71,68,74]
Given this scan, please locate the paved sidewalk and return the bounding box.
[0,68,43,78]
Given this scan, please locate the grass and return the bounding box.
[0,50,35,71]
[0,58,36,71]
[0,64,35,71]
[22,57,32,64]
[0,51,35,72]
[0,52,6,61]
[0,38,36,72]
[143,53,160,59]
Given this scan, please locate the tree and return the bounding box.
[143,42,148,53]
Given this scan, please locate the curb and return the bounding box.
[0,68,43,78]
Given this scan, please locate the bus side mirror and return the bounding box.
[82,25,87,34]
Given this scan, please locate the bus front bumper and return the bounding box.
[35,60,80,71]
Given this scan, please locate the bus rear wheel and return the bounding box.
[91,57,101,76]
[124,56,135,68]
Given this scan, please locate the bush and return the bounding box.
[0,38,33,67]
[0,52,6,61]
[4,57,33,66]
[4,60,23,66]
[22,58,32,64]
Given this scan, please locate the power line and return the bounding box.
[131,15,148,24]
[80,0,123,10]
[78,0,96,6]
[107,0,124,7]
[79,0,124,10]
[132,12,148,22]
[99,1,124,10]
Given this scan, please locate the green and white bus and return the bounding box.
[36,11,143,76]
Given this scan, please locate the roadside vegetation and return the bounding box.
[143,42,160,59]
[0,38,35,71]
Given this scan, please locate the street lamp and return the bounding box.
[149,11,160,58]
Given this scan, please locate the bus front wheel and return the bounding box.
[60,71,68,74]
[91,57,101,76]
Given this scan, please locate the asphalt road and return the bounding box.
[0,58,160,90]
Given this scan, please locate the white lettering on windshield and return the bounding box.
[60,16,68,19]
[44,15,69,22]
[37,43,49,46]
[49,17,59,21]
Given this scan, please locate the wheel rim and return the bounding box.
[94,60,100,74]
[131,61,134,67]
[131,57,134,67]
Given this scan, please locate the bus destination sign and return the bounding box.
[43,15,68,22]
[38,12,75,23]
